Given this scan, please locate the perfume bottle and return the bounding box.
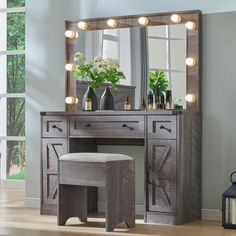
[155,88,163,110]
[147,91,154,110]
[84,97,92,111]
[141,97,147,111]
[166,90,172,109]
[124,97,131,110]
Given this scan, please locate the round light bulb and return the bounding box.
[77,21,88,30]
[65,64,76,71]
[107,19,117,28]
[65,96,79,104]
[65,30,78,39]
[185,57,196,67]
[185,94,196,103]
[171,14,181,23]
[185,21,196,30]
[138,17,149,26]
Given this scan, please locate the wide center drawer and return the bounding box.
[70,115,145,138]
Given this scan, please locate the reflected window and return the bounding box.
[147,24,186,107]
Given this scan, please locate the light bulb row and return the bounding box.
[65,14,196,38]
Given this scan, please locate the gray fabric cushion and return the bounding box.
[59,152,133,162]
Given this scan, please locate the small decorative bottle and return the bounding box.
[84,97,92,111]
[147,91,154,110]
[124,97,131,110]
[166,90,172,109]
[141,97,147,111]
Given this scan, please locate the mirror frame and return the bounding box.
[65,10,202,112]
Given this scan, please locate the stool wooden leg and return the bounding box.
[105,161,135,232]
[58,184,87,225]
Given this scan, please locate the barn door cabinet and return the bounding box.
[146,113,201,224]
[41,116,68,215]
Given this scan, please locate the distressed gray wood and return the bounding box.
[147,115,176,139]
[147,139,177,214]
[58,157,135,232]
[40,111,202,226]
[176,112,202,223]
[41,138,68,214]
[42,116,68,137]
[106,160,135,230]
[58,185,88,225]
[70,115,145,138]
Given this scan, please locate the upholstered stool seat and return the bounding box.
[58,152,135,232]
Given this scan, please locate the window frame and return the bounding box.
[0,0,26,182]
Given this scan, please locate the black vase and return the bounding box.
[100,86,114,110]
[82,86,98,111]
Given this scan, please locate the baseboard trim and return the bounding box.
[0,179,25,189]
[24,197,40,208]
[201,208,221,221]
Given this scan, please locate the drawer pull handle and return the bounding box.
[122,123,135,131]
[85,123,91,128]
[160,125,171,133]
[52,125,63,132]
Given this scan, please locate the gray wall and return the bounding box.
[25,0,81,199]
[26,0,236,210]
[202,12,236,208]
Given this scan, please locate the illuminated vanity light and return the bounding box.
[171,14,181,23]
[65,30,78,39]
[65,63,76,71]
[77,21,88,30]
[185,57,196,67]
[138,17,149,26]
[185,94,196,103]
[107,19,118,28]
[65,96,79,104]
[185,21,196,30]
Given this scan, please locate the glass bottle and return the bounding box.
[147,91,154,110]
[124,97,131,110]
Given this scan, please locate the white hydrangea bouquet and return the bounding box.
[73,52,125,89]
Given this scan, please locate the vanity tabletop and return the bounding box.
[40,110,185,116]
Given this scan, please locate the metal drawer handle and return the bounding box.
[160,125,171,133]
[85,123,91,128]
[122,123,135,131]
[52,125,63,132]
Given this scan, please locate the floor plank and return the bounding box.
[0,189,235,236]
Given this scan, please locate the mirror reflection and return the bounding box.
[74,24,186,109]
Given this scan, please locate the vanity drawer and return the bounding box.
[148,115,176,139]
[42,116,68,137]
[70,115,145,138]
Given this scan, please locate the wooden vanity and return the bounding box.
[40,110,201,224]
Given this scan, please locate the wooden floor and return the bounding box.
[0,189,235,236]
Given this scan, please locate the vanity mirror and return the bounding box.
[65,10,201,111]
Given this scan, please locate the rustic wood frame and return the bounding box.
[65,10,202,112]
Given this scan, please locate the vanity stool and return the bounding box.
[57,152,135,232]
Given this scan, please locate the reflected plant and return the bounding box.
[73,53,126,89]
[148,70,168,92]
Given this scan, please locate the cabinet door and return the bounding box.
[147,139,176,213]
[42,138,68,205]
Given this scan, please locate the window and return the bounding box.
[0,0,25,181]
